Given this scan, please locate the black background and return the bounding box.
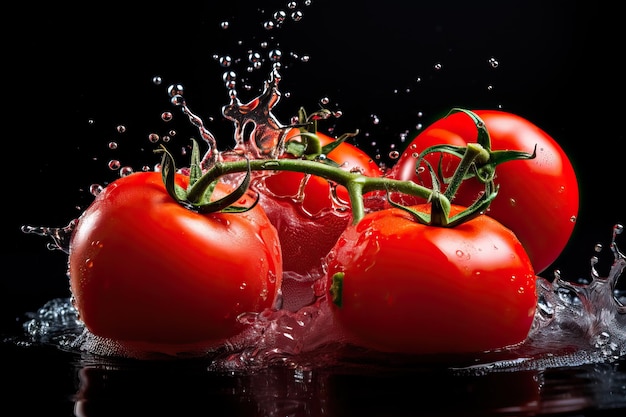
[2,1,625,416]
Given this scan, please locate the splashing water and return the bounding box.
[17,70,625,373]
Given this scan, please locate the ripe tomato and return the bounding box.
[388,110,579,274]
[69,171,282,353]
[326,204,537,355]
[254,129,381,273]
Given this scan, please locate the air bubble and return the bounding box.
[161,112,173,122]
[108,160,121,170]
[116,125,126,134]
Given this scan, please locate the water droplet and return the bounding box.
[108,160,120,170]
[269,49,282,62]
[273,10,287,22]
[116,125,126,133]
[488,57,499,68]
[291,10,303,21]
[120,166,134,177]
[219,55,233,67]
[108,142,118,150]
[148,133,160,143]
[248,52,262,63]
[161,112,173,122]
[89,184,104,196]
[152,76,162,85]
[434,62,442,70]
[167,84,184,97]
[220,21,229,29]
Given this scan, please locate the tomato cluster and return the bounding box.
[65,109,578,356]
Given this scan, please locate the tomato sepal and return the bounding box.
[157,141,257,214]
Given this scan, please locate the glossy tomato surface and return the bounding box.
[325,204,537,355]
[388,110,579,274]
[254,129,382,278]
[69,172,282,352]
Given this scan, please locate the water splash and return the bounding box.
[18,216,626,373]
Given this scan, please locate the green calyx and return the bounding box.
[284,107,359,167]
[157,139,257,214]
[414,108,536,201]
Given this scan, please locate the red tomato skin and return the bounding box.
[325,205,537,355]
[256,129,382,276]
[69,172,282,350]
[389,110,579,274]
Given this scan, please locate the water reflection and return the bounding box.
[69,351,626,417]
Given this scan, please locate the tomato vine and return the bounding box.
[157,108,536,228]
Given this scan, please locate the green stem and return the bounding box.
[443,142,490,200]
[187,158,434,224]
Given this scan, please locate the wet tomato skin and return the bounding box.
[388,110,579,274]
[325,204,537,355]
[256,129,382,276]
[69,171,282,350]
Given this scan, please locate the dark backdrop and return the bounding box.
[3,0,622,331]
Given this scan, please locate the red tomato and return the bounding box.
[69,171,282,353]
[325,204,537,355]
[254,129,382,276]
[388,110,579,274]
